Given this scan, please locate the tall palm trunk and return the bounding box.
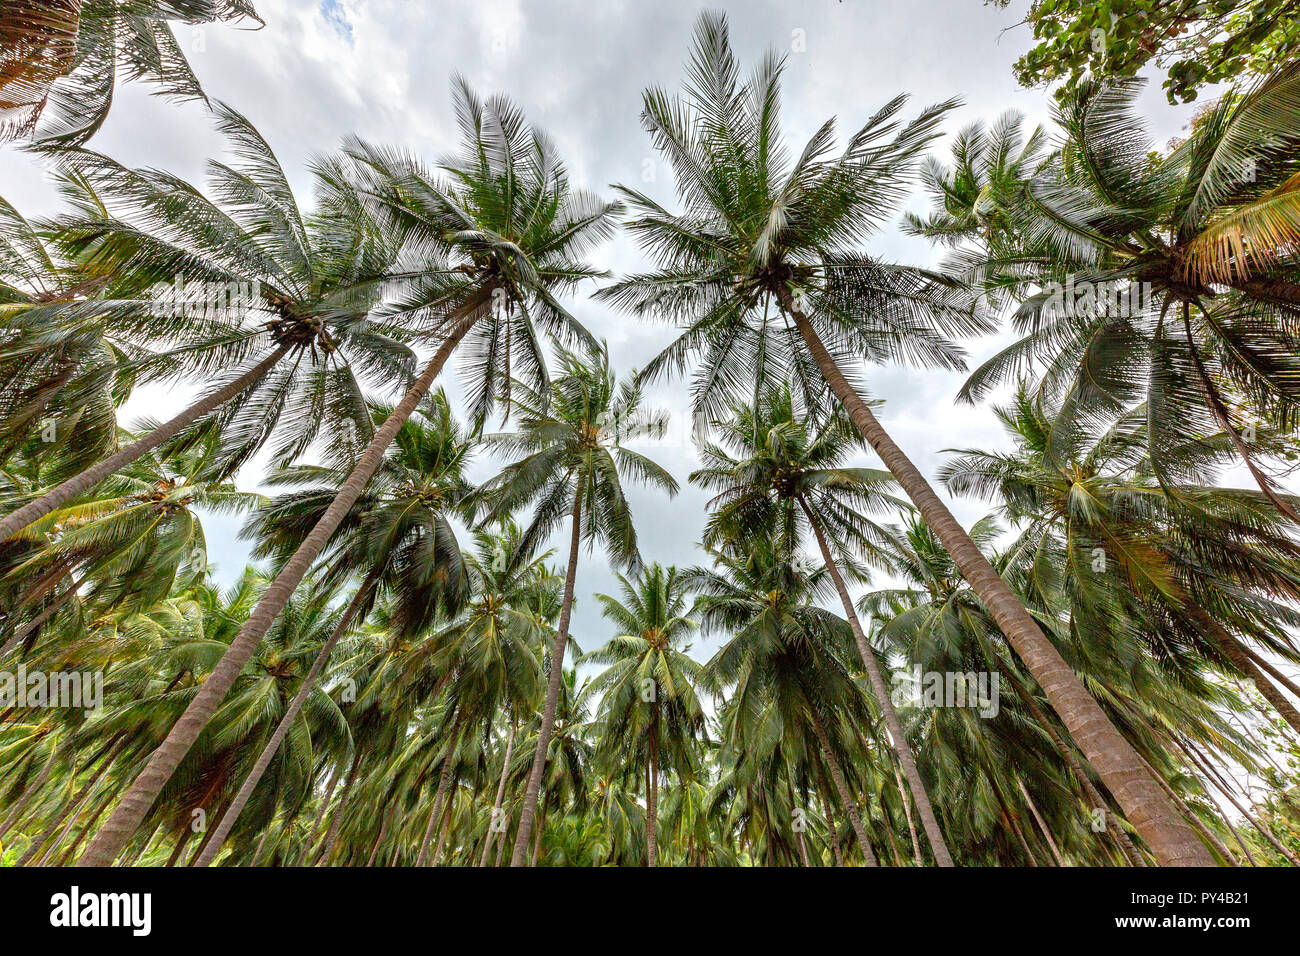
[808,709,877,866]
[1018,778,1066,866]
[300,765,342,863]
[890,758,923,865]
[647,713,659,868]
[785,301,1213,866]
[315,749,363,866]
[79,296,488,867]
[195,576,376,867]
[799,496,954,866]
[0,346,289,543]
[510,494,582,866]
[479,720,517,867]
[416,743,456,867]
[990,650,1147,866]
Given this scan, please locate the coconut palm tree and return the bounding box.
[691,386,954,864]
[941,386,1300,735]
[958,66,1300,520]
[583,562,706,866]
[0,103,412,544]
[478,344,679,865]
[600,11,1210,865]
[691,538,882,864]
[191,390,475,865]
[78,82,621,866]
[0,0,263,145]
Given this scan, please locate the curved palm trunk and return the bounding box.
[479,720,517,867]
[195,577,375,867]
[300,765,342,864]
[0,346,289,543]
[799,496,954,866]
[890,758,923,865]
[1018,778,1066,866]
[510,495,582,866]
[991,651,1147,866]
[647,715,659,868]
[416,745,456,867]
[315,749,363,866]
[79,298,488,867]
[808,709,877,866]
[786,302,1213,866]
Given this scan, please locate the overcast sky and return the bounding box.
[1,1,1226,674]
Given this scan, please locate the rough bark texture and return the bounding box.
[800,497,953,866]
[0,346,288,543]
[195,578,374,866]
[79,300,486,867]
[510,495,582,866]
[785,301,1212,867]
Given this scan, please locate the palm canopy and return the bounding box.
[45,102,413,479]
[244,389,476,634]
[345,77,624,428]
[956,67,1300,516]
[691,384,902,571]
[478,344,679,571]
[597,11,988,433]
[583,562,707,783]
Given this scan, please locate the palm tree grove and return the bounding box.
[2,0,1300,885]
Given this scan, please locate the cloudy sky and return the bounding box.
[1,0,1221,670]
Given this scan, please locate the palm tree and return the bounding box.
[692,539,881,865]
[78,82,620,866]
[0,103,411,543]
[0,0,262,145]
[600,11,1210,865]
[583,563,706,866]
[942,387,1300,735]
[479,345,679,865]
[958,67,1300,520]
[691,386,954,864]
[191,390,475,865]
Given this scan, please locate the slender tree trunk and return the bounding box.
[0,346,289,542]
[989,650,1147,865]
[434,802,454,866]
[58,788,114,866]
[16,741,119,866]
[785,301,1212,866]
[417,748,456,867]
[165,830,192,868]
[80,298,488,867]
[1018,778,1066,866]
[301,764,342,864]
[1181,739,1300,866]
[808,709,877,866]
[1206,622,1300,736]
[315,750,363,867]
[195,577,375,866]
[821,789,843,867]
[891,758,923,865]
[364,803,394,867]
[479,720,517,867]
[647,718,660,868]
[511,494,582,866]
[1235,641,1300,700]
[800,497,953,866]
[530,799,545,867]
[1135,750,1239,866]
